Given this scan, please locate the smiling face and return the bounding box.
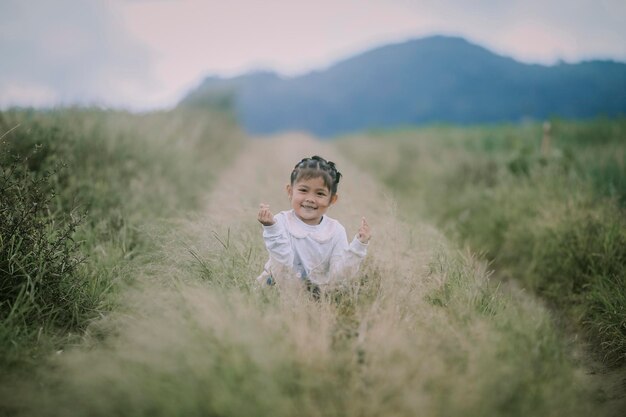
[287,176,338,225]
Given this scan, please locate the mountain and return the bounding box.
[180,36,626,137]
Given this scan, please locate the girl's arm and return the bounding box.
[259,206,293,267]
[328,220,369,281]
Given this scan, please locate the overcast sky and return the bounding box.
[1,0,625,110]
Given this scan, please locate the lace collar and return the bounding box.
[284,210,337,243]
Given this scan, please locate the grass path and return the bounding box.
[201,132,444,278]
[3,134,612,416]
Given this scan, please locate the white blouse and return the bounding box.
[259,210,368,286]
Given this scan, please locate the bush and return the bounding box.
[0,107,244,369]
[533,209,626,366]
[0,142,84,329]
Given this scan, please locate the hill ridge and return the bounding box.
[181,35,626,136]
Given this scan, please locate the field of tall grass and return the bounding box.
[0,107,244,371]
[337,119,626,370]
[0,111,623,416]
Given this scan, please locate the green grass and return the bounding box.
[0,107,244,369]
[337,118,626,368]
[0,112,617,416]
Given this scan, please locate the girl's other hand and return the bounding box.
[258,203,276,226]
[357,217,371,244]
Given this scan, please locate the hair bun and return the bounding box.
[290,155,342,193]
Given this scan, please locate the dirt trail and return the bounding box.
[208,133,624,415]
[198,132,445,281]
[68,132,446,363]
[140,133,625,415]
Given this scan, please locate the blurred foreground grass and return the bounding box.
[337,118,626,369]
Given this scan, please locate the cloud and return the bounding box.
[118,0,437,79]
[120,0,626,86]
[0,0,156,109]
[391,0,626,63]
[2,0,625,110]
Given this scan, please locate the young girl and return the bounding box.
[257,155,371,290]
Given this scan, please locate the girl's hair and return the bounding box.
[290,155,342,195]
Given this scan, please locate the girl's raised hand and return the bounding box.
[357,217,371,244]
[258,203,276,226]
